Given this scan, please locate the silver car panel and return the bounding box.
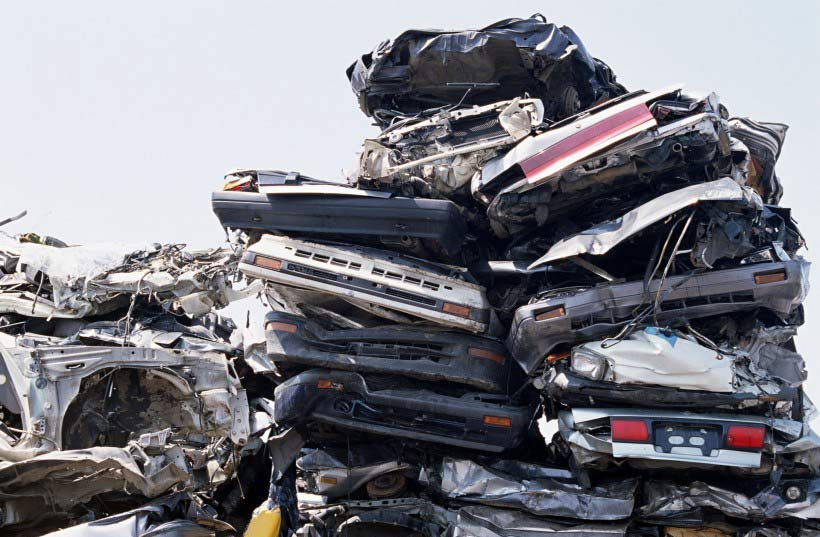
[0,341,249,459]
[558,408,807,469]
[451,506,629,537]
[240,235,490,332]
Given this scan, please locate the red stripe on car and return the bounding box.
[521,104,655,179]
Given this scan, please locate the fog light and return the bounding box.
[785,485,802,501]
[571,347,609,381]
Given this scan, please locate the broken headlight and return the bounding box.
[570,346,611,381]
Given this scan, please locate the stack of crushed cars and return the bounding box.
[0,226,275,535]
[213,14,820,537]
[1,13,816,537]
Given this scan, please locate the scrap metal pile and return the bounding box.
[0,232,273,535]
[2,13,817,537]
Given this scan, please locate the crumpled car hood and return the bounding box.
[347,14,625,127]
[572,327,735,392]
[529,177,751,268]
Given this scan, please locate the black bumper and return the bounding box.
[273,369,536,452]
[211,190,468,258]
[508,259,807,375]
[264,311,520,393]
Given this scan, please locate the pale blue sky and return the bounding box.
[1,1,818,405]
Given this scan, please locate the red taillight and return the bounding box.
[726,425,765,449]
[611,419,649,442]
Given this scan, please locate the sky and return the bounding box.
[0,1,818,407]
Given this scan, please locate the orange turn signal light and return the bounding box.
[483,415,512,427]
[443,302,471,318]
[546,350,570,363]
[754,270,786,285]
[254,256,282,271]
[319,476,338,485]
[535,306,565,322]
[468,347,506,364]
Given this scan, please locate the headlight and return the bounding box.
[570,347,610,381]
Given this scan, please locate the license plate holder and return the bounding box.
[653,422,722,457]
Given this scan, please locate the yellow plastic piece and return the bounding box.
[243,506,281,537]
